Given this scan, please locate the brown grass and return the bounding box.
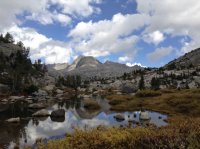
[27,117,200,149]
[106,89,200,116]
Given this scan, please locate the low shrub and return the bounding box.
[135,90,162,98]
[24,85,38,95]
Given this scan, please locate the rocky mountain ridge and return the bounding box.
[47,56,142,79]
[164,48,200,70]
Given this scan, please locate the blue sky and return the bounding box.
[0,0,199,67]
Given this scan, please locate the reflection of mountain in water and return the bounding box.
[63,96,111,120]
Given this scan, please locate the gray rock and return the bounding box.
[32,109,50,117]
[9,96,24,102]
[33,89,48,97]
[116,92,122,95]
[0,98,8,103]
[139,111,150,120]
[43,85,55,92]
[81,94,91,99]
[50,109,65,117]
[56,89,63,94]
[92,91,99,95]
[188,81,196,89]
[120,82,138,93]
[6,117,20,123]
[28,103,46,109]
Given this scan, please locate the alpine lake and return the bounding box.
[0,95,168,149]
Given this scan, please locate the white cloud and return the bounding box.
[143,30,165,45]
[0,0,102,29]
[51,0,102,17]
[4,25,73,64]
[147,46,174,62]
[126,62,146,67]
[27,11,72,26]
[69,13,150,57]
[136,0,200,54]
[118,56,131,62]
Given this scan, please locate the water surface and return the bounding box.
[0,97,168,149]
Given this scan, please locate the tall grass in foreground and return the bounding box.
[27,118,200,149]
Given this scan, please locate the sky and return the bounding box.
[0,0,200,67]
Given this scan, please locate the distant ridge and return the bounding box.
[47,56,143,79]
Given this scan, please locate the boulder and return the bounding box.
[114,114,125,121]
[83,94,92,99]
[116,92,122,95]
[9,96,24,100]
[6,117,20,123]
[50,116,65,122]
[50,109,65,117]
[33,89,48,97]
[110,80,122,88]
[92,91,99,96]
[28,103,46,109]
[188,81,196,89]
[56,89,63,94]
[56,94,63,98]
[78,88,86,92]
[139,111,150,120]
[0,98,8,103]
[32,109,50,117]
[120,82,137,94]
[43,85,55,92]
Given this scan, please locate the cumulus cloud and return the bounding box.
[69,13,150,57]
[27,11,72,26]
[137,0,200,54]
[50,0,102,17]
[0,0,102,28]
[147,47,174,62]
[143,30,165,45]
[4,25,73,64]
[2,0,200,65]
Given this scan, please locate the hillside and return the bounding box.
[164,48,200,70]
[0,35,48,93]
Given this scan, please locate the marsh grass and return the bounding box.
[135,90,162,97]
[107,89,200,116]
[25,89,200,149]
[28,118,200,149]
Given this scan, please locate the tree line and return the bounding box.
[56,75,82,90]
[0,32,47,94]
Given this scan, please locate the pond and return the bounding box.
[0,96,168,149]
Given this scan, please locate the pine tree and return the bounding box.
[4,32,14,43]
[139,74,145,90]
[151,77,160,90]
